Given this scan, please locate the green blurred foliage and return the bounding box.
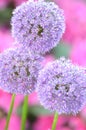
[17,104,53,129]
[29,105,52,116]
[0,1,15,27]
[52,42,72,58]
[17,104,53,117]
[0,8,12,26]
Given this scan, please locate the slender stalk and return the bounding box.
[21,95,28,130]
[5,94,16,130]
[51,112,58,130]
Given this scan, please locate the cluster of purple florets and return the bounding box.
[37,58,86,114]
[0,47,42,94]
[11,1,65,54]
[0,0,86,114]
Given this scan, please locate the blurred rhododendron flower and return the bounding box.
[13,0,27,6]
[0,89,23,112]
[81,105,86,121]
[70,39,86,66]
[0,0,10,9]
[55,0,86,44]
[29,92,38,105]
[42,55,55,67]
[34,115,86,130]
[0,115,21,130]
[0,29,14,52]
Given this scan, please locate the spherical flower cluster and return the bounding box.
[11,1,65,54]
[0,47,42,95]
[36,58,86,114]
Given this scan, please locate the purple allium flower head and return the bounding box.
[0,47,42,95]
[36,57,86,114]
[11,1,65,54]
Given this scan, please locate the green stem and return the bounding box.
[51,112,58,130]
[21,95,28,130]
[5,94,16,130]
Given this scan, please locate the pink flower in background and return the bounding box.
[0,115,21,130]
[33,116,53,130]
[9,115,21,130]
[13,0,27,6]
[0,29,14,52]
[34,115,70,130]
[0,89,22,130]
[0,89,23,112]
[42,54,55,67]
[0,89,12,112]
[70,39,86,66]
[29,92,38,105]
[34,115,86,130]
[0,0,27,8]
[0,0,10,9]
[69,116,86,130]
[0,118,6,130]
[81,105,86,121]
[14,94,23,110]
[55,0,86,44]
[56,116,86,130]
